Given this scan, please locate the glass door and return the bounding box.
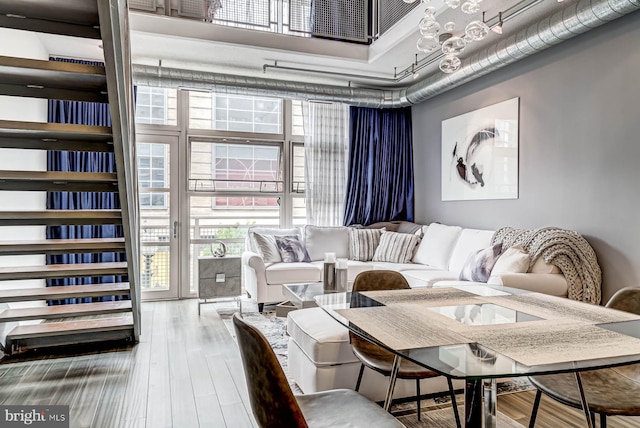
[137,133,180,300]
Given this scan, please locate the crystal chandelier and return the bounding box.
[404,0,492,74]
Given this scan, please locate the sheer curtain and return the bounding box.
[302,102,349,226]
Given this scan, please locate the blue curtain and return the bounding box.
[47,57,128,305]
[343,106,414,226]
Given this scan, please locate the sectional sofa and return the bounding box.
[241,221,576,402]
[242,221,568,311]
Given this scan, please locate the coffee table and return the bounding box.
[282,283,326,309]
[315,285,640,428]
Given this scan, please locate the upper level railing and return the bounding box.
[129,0,420,43]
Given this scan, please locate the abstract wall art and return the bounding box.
[441,97,519,201]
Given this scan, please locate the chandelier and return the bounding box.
[404,0,501,74]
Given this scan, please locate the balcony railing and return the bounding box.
[129,0,420,43]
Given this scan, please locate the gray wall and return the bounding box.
[412,11,640,303]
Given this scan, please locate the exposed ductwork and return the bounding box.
[133,0,640,108]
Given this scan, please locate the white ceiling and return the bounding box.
[40,0,578,89]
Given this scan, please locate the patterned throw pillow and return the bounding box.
[274,235,311,263]
[459,243,504,283]
[252,232,283,263]
[372,232,421,264]
[349,228,384,261]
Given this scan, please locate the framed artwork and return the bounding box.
[441,97,519,201]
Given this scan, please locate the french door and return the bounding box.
[136,132,182,300]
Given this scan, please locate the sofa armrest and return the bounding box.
[242,251,268,302]
[488,273,568,297]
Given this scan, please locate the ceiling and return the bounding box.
[39,0,580,90]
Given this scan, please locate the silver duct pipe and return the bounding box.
[405,0,640,104]
[132,0,639,108]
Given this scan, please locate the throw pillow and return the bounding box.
[491,245,531,275]
[459,243,504,283]
[372,232,421,264]
[274,235,311,263]
[252,232,284,263]
[349,228,384,261]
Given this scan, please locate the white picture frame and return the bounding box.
[441,97,519,201]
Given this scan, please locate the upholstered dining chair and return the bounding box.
[528,286,640,428]
[232,313,405,428]
[349,270,462,426]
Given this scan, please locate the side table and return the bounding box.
[198,256,242,315]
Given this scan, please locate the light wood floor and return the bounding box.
[0,299,638,428]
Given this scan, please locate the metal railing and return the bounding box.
[130,0,418,43]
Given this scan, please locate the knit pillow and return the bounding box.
[349,228,384,261]
[459,243,504,283]
[274,235,311,263]
[372,232,420,264]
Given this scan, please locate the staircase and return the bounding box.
[0,0,140,355]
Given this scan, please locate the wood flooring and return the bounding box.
[0,299,637,428]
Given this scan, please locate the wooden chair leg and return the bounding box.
[447,377,462,428]
[529,389,543,428]
[355,364,365,392]
[416,379,421,421]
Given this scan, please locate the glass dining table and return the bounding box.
[314,284,640,428]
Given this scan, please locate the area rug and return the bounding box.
[216,300,532,421]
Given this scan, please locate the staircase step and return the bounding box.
[0,238,125,255]
[0,120,113,152]
[0,1,101,39]
[0,171,118,192]
[0,262,127,281]
[0,283,130,303]
[5,315,134,355]
[0,56,108,102]
[0,300,131,323]
[0,210,122,226]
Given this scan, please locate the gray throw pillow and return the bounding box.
[275,235,311,263]
[252,232,283,263]
[372,232,421,264]
[349,228,384,261]
[459,243,504,283]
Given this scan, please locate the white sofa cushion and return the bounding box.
[529,257,561,274]
[371,262,431,272]
[304,225,350,261]
[412,223,462,268]
[401,269,459,287]
[492,245,531,274]
[287,308,359,365]
[266,262,321,284]
[311,260,373,281]
[448,228,495,274]
[252,233,283,263]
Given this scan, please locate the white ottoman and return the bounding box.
[287,307,455,402]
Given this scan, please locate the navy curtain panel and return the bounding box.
[343,106,414,226]
[46,57,128,305]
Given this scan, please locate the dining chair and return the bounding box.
[232,312,405,428]
[528,286,640,428]
[349,270,462,426]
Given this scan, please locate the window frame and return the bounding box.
[137,142,169,210]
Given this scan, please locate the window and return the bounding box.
[135,87,178,126]
[137,143,168,208]
[188,92,282,134]
[291,100,305,136]
[292,143,305,193]
[210,142,282,208]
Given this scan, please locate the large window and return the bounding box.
[137,143,167,209]
[211,143,281,208]
[189,92,282,134]
[135,87,178,126]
